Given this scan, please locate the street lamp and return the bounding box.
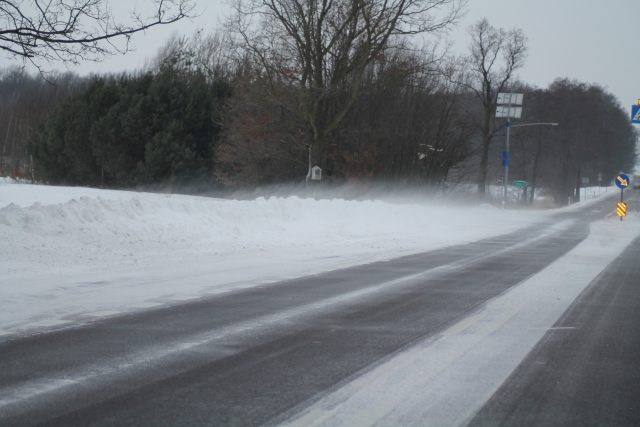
[496,92,559,205]
[502,122,559,204]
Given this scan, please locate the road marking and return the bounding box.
[527,326,576,331]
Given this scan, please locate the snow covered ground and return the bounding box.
[0,178,616,337]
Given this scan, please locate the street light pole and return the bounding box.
[502,121,558,205]
[503,115,511,204]
[496,92,522,205]
[494,121,558,205]
[496,93,559,205]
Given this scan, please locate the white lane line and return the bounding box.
[0,220,575,412]
[280,216,640,427]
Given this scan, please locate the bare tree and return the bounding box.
[0,0,194,68]
[0,67,79,178]
[229,0,464,181]
[335,51,473,185]
[460,18,526,197]
[150,30,238,83]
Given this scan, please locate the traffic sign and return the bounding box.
[497,93,523,105]
[496,106,523,119]
[615,173,630,189]
[512,180,528,188]
[632,105,640,124]
[616,202,627,218]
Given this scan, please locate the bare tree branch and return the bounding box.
[0,0,194,66]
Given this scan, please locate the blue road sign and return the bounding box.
[502,150,509,167]
[616,173,630,189]
[632,105,640,124]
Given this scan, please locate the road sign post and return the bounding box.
[496,93,523,205]
[615,173,630,221]
[512,181,528,203]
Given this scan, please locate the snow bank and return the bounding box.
[1,180,554,336]
[0,179,141,207]
[1,183,549,275]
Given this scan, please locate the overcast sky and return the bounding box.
[449,0,640,111]
[4,0,640,112]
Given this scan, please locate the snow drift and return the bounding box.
[0,179,558,336]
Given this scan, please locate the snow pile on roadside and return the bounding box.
[0,181,554,336]
[0,179,140,207]
[0,183,553,277]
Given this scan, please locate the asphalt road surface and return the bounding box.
[468,220,640,427]
[1,193,637,426]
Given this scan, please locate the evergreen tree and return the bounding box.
[32,63,231,188]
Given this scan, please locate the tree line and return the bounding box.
[30,55,231,188]
[1,3,636,205]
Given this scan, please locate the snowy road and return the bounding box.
[468,230,640,427]
[1,193,639,426]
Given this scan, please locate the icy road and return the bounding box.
[1,189,639,426]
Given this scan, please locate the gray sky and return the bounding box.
[4,0,640,111]
[448,0,640,111]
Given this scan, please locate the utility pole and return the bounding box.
[504,117,511,203]
[496,93,523,205]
